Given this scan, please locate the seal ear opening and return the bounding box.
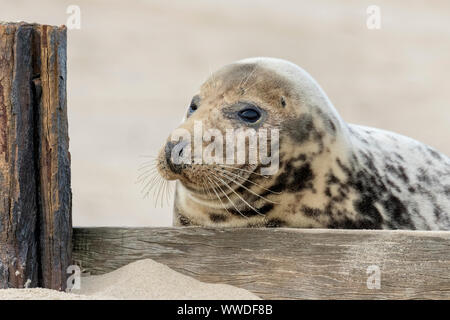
[281,96,286,108]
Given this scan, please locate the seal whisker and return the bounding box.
[138,162,158,170]
[139,170,157,191]
[136,168,161,186]
[141,171,162,198]
[154,175,166,208]
[203,176,221,202]
[155,177,164,208]
[242,78,264,92]
[137,159,159,174]
[200,178,212,200]
[163,179,170,206]
[162,179,169,207]
[215,169,280,204]
[207,175,248,219]
[218,167,282,195]
[208,170,264,216]
[202,176,232,216]
[157,179,165,208]
[167,181,175,206]
[137,168,157,176]
[136,167,159,182]
[146,173,161,197]
[218,164,269,179]
[208,63,218,91]
[239,65,258,93]
[200,176,217,202]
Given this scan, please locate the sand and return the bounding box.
[0,288,108,300]
[0,259,260,300]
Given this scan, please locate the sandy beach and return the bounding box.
[0,259,260,300]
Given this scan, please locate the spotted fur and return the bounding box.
[159,58,450,230]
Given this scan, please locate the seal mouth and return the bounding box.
[182,164,255,191]
[156,149,260,200]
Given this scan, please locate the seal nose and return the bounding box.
[165,140,188,174]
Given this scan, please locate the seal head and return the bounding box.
[156,57,450,230]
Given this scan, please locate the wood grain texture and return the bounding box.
[73,227,450,300]
[0,22,39,289]
[0,22,71,290]
[34,24,72,291]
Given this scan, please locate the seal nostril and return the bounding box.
[165,140,189,175]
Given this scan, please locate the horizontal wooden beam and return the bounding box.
[72,227,450,300]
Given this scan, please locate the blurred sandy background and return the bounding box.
[1,0,449,226]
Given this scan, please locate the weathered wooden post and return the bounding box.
[0,22,71,290]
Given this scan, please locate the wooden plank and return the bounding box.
[73,227,450,299]
[0,22,71,290]
[0,22,39,289]
[34,24,72,291]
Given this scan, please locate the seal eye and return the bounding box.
[238,108,261,123]
[187,102,198,117]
